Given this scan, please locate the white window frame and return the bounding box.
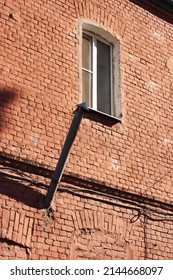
[82,31,114,116]
[79,23,120,120]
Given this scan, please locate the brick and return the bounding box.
[2,209,10,230]
[23,217,29,236]
[13,212,20,232]
[0,0,172,261]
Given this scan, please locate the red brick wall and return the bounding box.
[0,0,173,259]
[0,162,173,260]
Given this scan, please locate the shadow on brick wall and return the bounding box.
[0,88,47,209]
[129,0,173,24]
[0,88,18,133]
[0,169,45,209]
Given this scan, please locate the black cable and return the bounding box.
[59,185,173,221]
[1,165,173,221]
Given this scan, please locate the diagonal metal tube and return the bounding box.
[45,103,89,209]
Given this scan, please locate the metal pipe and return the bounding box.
[45,102,89,208]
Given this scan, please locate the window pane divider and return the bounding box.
[92,37,97,110]
[110,45,113,116]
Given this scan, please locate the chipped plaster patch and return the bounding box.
[10,12,21,22]
[32,132,41,144]
[151,28,164,41]
[128,53,137,61]
[148,80,158,92]
[164,138,173,145]
[112,158,121,170]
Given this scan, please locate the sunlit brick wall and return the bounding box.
[0,0,172,260]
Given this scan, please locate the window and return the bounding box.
[82,26,121,118]
[81,23,121,120]
[82,32,114,116]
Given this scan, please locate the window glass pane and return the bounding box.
[82,34,92,71]
[82,33,93,106]
[97,40,111,115]
[82,69,92,106]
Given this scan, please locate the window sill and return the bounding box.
[85,107,122,126]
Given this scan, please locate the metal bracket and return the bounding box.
[45,103,89,209]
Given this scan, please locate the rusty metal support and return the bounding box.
[45,103,89,208]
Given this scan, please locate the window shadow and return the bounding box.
[84,109,121,127]
[129,0,173,24]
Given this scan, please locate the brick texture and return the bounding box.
[0,0,173,259]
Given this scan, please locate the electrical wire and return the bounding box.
[1,165,173,222]
[58,185,173,222]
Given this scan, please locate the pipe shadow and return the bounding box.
[0,170,46,209]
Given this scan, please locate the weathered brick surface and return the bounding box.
[0,206,34,248]
[0,0,172,259]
